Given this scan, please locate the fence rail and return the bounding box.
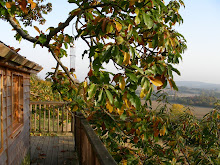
[75,112,117,165]
[30,101,74,133]
[30,101,117,165]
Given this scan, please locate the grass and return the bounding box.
[21,152,30,165]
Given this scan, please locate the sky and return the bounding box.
[0,0,220,84]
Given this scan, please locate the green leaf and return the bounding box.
[171,67,181,76]
[120,114,127,121]
[127,92,141,110]
[98,89,103,103]
[152,35,158,48]
[105,89,113,104]
[145,84,153,100]
[131,65,144,74]
[64,42,68,49]
[114,97,122,108]
[127,72,138,82]
[129,46,135,60]
[170,79,178,91]
[102,46,113,63]
[38,34,47,44]
[135,16,141,25]
[88,84,97,99]
[112,45,119,57]
[116,36,124,44]
[143,12,154,29]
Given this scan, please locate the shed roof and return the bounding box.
[0,41,43,73]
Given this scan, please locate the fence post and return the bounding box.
[62,106,64,132]
[71,113,74,133]
[39,104,41,132]
[75,112,84,165]
[48,105,50,132]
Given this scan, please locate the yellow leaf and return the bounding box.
[106,23,114,33]
[31,2,37,9]
[83,81,87,89]
[169,38,175,47]
[134,118,141,122]
[73,105,78,111]
[141,134,145,140]
[106,101,113,113]
[119,77,125,90]
[135,8,139,15]
[34,26,41,34]
[150,77,163,87]
[140,89,145,98]
[6,2,11,9]
[148,41,153,48]
[123,52,130,66]
[63,97,69,101]
[115,21,122,32]
[159,125,166,136]
[124,98,129,108]
[71,8,81,16]
[121,159,127,165]
[117,107,124,116]
[73,74,77,79]
[135,16,140,25]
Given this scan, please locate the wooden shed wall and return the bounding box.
[0,66,30,165]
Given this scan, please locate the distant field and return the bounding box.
[175,93,198,97]
[188,106,213,119]
[142,100,213,119]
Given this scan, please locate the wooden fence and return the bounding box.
[30,102,117,165]
[30,101,74,133]
[75,112,117,165]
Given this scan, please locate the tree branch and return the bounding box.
[49,46,77,85]
[6,15,39,44]
[54,62,60,77]
[45,13,77,45]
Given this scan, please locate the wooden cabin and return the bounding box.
[0,42,42,165]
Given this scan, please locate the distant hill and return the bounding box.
[176,81,220,90]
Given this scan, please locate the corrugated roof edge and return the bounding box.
[0,41,43,73]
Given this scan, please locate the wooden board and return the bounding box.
[30,136,79,165]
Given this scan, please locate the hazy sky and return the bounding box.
[1,0,220,84]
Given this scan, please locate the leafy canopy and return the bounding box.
[2,0,219,164]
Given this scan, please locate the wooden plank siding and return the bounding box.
[0,66,30,165]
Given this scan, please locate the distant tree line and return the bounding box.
[168,86,220,98]
[168,95,218,108]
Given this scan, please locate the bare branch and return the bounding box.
[6,15,39,44]
[49,46,77,85]
[45,13,77,45]
[54,62,60,77]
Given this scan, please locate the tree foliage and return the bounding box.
[30,74,61,101]
[1,0,220,164]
